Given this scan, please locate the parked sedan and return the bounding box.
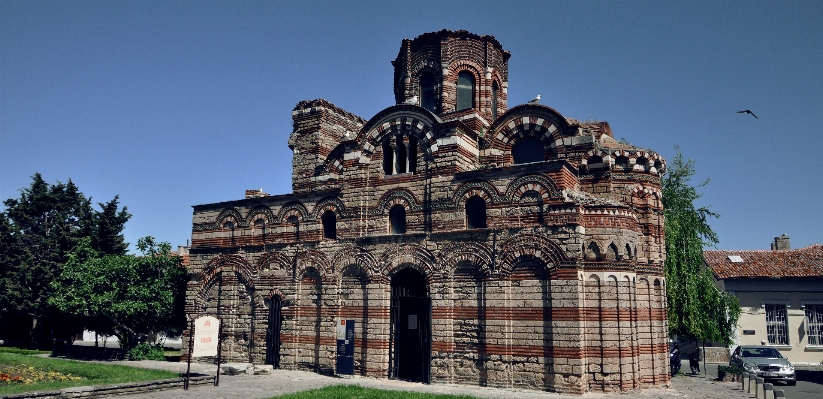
[730,345,796,386]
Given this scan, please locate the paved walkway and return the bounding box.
[107,360,755,399]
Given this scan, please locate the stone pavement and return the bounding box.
[108,360,756,399]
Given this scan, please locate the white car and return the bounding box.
[730,345,796,386]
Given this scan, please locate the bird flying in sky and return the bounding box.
[529,94,541,104]
[737,109,758,119]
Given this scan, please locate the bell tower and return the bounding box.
[392,30,510,123]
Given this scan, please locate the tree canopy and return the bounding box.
[662,148,740,344]
[49,237,187,351]
[0,173,131,346]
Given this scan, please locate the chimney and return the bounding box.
[245,188,269,199]
[770,234,790,250]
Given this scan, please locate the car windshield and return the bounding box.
[741,348,782,358]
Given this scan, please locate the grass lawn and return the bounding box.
[0,352,179,395]
[0,347,51,356]
[266,385,480,399]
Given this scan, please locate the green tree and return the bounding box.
[49,237,187,352]
[91,196,131,256]
[663,148,741,345]
[0,173,130,347]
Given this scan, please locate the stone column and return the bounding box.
[389,139,397,175]
[404,138,411,173]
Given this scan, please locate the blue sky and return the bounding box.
[2,0,821,252]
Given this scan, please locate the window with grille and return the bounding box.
[765,304,788,345]
[806,304,823,346]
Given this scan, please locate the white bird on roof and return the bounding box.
[529,94,541,104]
[404,95,419,105]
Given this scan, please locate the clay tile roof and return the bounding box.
[704,245,823,279]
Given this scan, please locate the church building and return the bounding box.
[184,30,670,394]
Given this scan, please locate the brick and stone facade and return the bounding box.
[184,30,670,394]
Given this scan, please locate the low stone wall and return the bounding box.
[699,347,730,363]
[1,375,214,399]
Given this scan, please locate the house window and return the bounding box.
[389,205,406,234]
[765,304,789,345]
[512,136,544,164]
[420,73,436,113]
[806,304,823,346]
[456,72,474,111]
[465,196,487,229]
[321,210,337,240]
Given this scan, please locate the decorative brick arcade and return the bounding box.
[184,30,670,394]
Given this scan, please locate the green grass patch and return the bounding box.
[163,349,181,362]
[0,347,51,355]
[266,385,479,399]
[0,352,179,395]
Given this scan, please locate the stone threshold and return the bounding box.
[1,375,215,399]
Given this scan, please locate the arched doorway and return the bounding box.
[265,295,282,368]
[389,267,431,383]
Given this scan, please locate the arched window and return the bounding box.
[512,136,544,164]
[389,205,406,234]
[420,73,436,113]
[456,72,474,111]
[586,242,601,261]
[465,196,487,229]
[615,156,629,169]
[491,81,499,120]
[607,243,619,260]
[587,155,604,169]
[287,215,300,241]
[321,210,337,240]
[383,136,417,176]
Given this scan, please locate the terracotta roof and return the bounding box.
[704,245,823,279]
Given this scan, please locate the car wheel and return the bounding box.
[787,380,796,386]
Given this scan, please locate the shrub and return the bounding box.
[127,343,165,361]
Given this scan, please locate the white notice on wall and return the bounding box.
[191,316,220,357]
[337,319,347,340]
[408,314,417,329]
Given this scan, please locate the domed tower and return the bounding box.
[392,30,510,124]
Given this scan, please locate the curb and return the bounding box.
[1,375,214,399]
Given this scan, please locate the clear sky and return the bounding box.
[2,0,821,252]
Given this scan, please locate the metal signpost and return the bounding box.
[336,319,354,376]
[185,315,221,390]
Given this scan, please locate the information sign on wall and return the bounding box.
[336,319,354,375]
[192,316,220,357]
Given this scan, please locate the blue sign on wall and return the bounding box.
[336,319,355,375]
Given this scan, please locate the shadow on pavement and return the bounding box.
[796,369,823,385]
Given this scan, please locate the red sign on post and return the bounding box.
[192,316,219,357]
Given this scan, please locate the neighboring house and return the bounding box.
[703,235,823,365]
